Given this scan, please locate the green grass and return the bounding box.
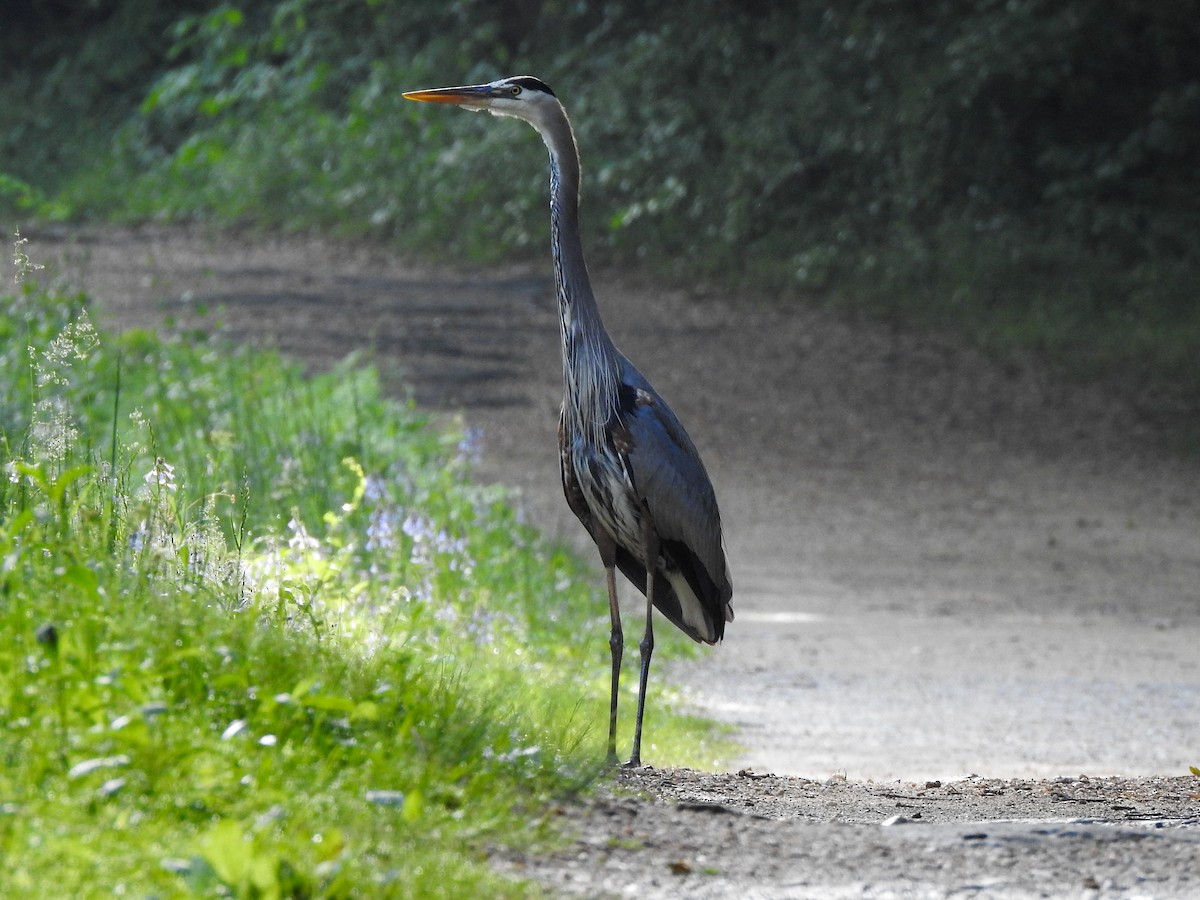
[0,244,731,898]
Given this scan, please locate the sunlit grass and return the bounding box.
[0,243,731,898]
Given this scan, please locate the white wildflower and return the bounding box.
[143,457,177,493]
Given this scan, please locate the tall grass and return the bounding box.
[0,240,728,898]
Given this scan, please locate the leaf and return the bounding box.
[110,716,152,748]
[402,787,423,823]
[165,647,209,664]
[199,819,253,891]
[291,676,319,699]
[353,700,380,722]
[313,828,345,862]
[302,694,356,714]
[140,85,165,115]
[63,563,101,602]
[47,465,92,504]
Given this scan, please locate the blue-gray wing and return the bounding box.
[619,363,733,640]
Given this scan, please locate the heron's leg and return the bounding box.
[627,516,659,769]
[604,564,623,766]
[596,533,622,767]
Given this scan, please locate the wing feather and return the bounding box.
[618,363,733,634]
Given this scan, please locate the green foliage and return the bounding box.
[0,256,729,897]
[4,1,1199,401]
[0,0,208,205]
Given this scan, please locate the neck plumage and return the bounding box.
[537,106,622,438]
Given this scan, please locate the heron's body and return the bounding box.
[404,75,732,766]
[560,366,729,644]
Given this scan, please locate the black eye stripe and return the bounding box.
[507,76,555,97]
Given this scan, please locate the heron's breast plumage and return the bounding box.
[563,418,645,560]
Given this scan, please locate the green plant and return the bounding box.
[7,1,1198,415]
[0,250,730,897]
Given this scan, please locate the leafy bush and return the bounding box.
[4,1,1199,399]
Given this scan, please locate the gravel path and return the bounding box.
[33,225,1200,897]
[495,769,1200,897]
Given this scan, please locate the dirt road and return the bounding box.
[34,226,1200,896]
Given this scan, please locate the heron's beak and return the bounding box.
[402,84,495,111]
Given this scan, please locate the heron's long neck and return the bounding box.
[541,109,622,437]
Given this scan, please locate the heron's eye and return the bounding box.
[509,85,522,96]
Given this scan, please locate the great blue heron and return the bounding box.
[403,76,732,768]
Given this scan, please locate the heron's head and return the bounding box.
[403,76,560,128]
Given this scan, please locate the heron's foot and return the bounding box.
[620,755,644,770]
[605,751,621,768]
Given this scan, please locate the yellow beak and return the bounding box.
[402,84,494,108]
